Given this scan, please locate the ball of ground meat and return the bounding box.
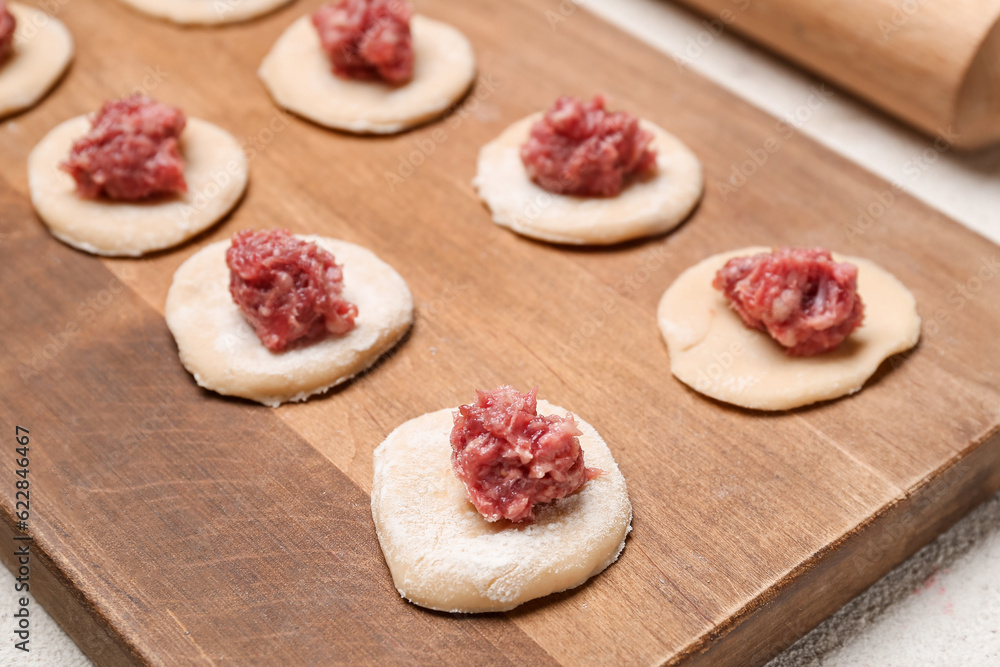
[226,230,358,352]
[311,0,414,84]
[0,2,16,66]
[713,247,865,356]
[450,386,601,523]
[520,95,657,197]
[60,95,187,201]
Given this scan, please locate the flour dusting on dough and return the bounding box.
[371,401,632,613]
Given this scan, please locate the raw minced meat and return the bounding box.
[0,2,15,66]
[520,95,657,197]
[312,0,414,84]
[713,247,865,356]
[226,230,358,352]
[450,386,601,523]
[60,95,187,201]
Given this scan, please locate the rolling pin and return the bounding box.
[673,0,1000,149]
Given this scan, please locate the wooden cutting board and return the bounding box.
[2,0,999,664]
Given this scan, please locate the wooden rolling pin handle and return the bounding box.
[673,0,1000,149]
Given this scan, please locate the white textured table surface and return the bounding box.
[2,1,999,665]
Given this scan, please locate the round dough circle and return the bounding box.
[28,115,248,257]
[657,247,921,411]
[473,114,704,245]
[0,4,74,120]
[165,235,414,407]
[258,14,476,134]
[114,0,295,25]
[371,401,632,613]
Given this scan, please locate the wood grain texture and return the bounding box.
[1,0,1000,664]
[674,0,1000,149]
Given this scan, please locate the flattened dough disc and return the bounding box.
[115,0,295,26]
[657,247,921,411]
[474,114,703,245]
[0,4,74,119]
[166,235,413,407]
[371,401,632,613]
[28,115,248,257]
[259,14,476,134]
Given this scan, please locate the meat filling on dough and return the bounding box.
[312,0,414,84]
[60,95,187,201]
[227,230,359,352]
[713,247,865,356]
[0,2,15,66]
[519,95,657,197]
[450,386,601,523]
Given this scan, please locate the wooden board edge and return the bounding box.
[0,516,140,666]
[670,425,1000,666]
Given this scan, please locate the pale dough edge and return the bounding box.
[657,247,922,411]
[258,15,476,134]
[114,0,296,26]
[0,4,74,119]
[165,236,414,407]
[371,402,632,613]
[473,114,704,245]
[28,116,248,257]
